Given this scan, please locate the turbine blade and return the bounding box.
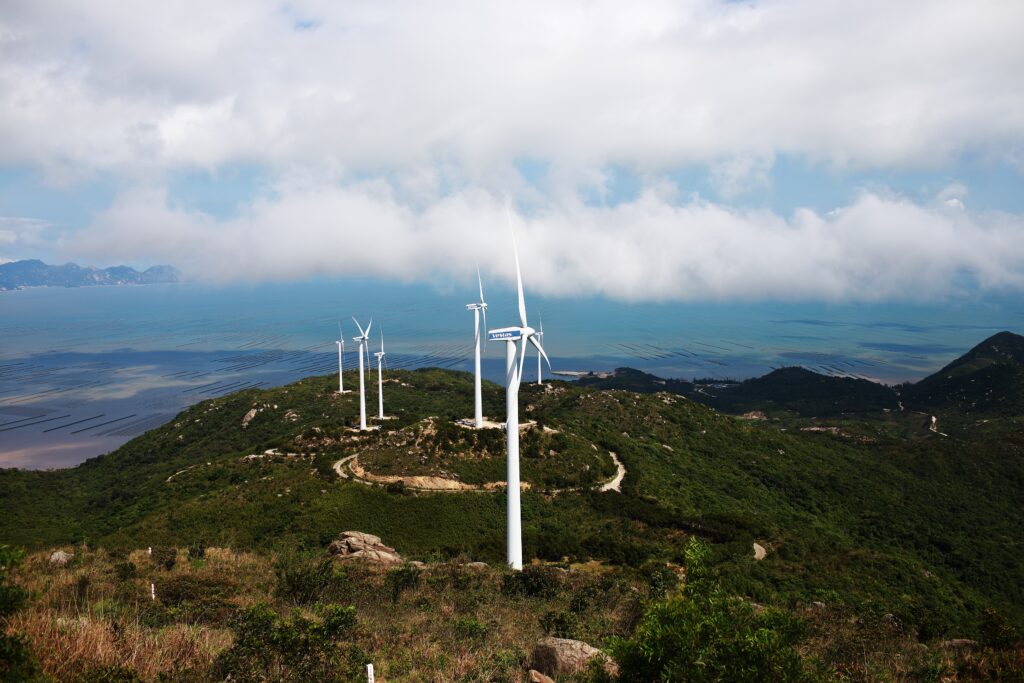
[507,204,528,328]
[481,306,488,350]
[338,320,343,340]
[530,336,552,370]
[477,265,485,304]
[517,336,528,384]
[352,316,365,337]
[365,317,373,338]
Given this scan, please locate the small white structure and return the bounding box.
[352,317,373,430]
[465,268,489,427]
[336,321,350,394]
[374,331,386,420]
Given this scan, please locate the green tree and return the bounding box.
[610,539,824,682]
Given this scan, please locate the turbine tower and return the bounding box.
[335,321,350,394]
[487,219,550,570]
[352,317,372,430]
[374,330,386,420]
[536,316,545,386]
[466,268,488,427]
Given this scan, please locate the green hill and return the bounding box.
[901,331,1024,417]
[1,366,1021,643]
[702,366,899,417]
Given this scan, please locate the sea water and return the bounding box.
[1,279,1020,468]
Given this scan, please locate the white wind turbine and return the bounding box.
[374,330,386,420]
[335,321,350,394]
[465,268,488,427]
[487,217,550,570]
[536,315,545,386]
[352,317,372,430]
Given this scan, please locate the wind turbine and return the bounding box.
[352,317,372,430]
[466,268,488,427]
[536,315,545,386]
[374,330,386,420]
[487,217,550,570]
[335,322,350,394]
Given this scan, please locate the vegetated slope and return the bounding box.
[574,367,694,394]
[701,366,900,417]
[902,331,1024,417]
[574,365,899,417]
[1,368,1022,638]
[0,258,180,290]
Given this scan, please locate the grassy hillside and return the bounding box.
[1,367,1022,646]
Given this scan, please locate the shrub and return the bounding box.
[453,616,488,640]
[187,541,206,560]
[275,557,335,606]
[156,574,237,625]
[215,603,363,682]
[610,539,822,682]
[502,565,562,599]
[385,564,421,602]
[113,561,136,582]
[151,547,177,571]
[540,610,581,638]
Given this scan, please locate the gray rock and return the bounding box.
[528,670,555,683]
[530,637,618,677]
[48,550,73,567]
[464,561,489,570]
[327,531,403,567]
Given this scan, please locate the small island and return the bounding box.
[0,259,180,291]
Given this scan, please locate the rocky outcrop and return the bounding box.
[327,531,403,567]
[528,670,555,683]
[530,637,618,677]
[48,550,73,566]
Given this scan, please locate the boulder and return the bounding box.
[530,637,618,677]
[328,531,403,567]
[48,550,73,567]
[464,561,489,570]
[528,670,555,683]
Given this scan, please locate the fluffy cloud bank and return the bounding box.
[64,182,1024,302]
[1,1,1022,179]
[5,1,1024,301]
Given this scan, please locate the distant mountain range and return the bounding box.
[576,331,1024,419]
[0,259,180,291]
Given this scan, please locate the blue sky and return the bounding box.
[1,1,1022,302]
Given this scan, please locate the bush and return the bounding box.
[113,561,136,582]
[151,547,177,571]
[453,616,488,640]
[0,545,39,682]
[156,574,237,625]
[385,564,421,602]
[610,539,822,682]
[187,541,206,560]
[275,557,335,606]
[215,603,363,682]
[502,565,562,599]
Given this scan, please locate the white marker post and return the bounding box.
[367,663,375,682]
[150,582,155,601]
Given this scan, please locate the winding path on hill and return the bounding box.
[332,448,627,495]
[599,452,625,492]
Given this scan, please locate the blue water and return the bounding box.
[1,280,1021,468]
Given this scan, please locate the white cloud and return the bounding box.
[5,1,1024,301]
[0,1,1022,180]
[63,180,1024,302]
